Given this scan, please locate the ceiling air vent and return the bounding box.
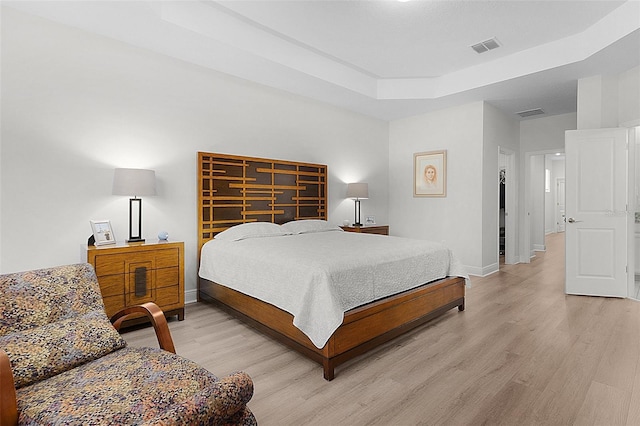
[471,37,500,54]
[516,108,545,118]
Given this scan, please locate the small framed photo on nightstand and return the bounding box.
[90,220,116,246]
[365,216,376,225]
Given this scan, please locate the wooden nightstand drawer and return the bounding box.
[95,248,179,275]
[98,274,125,298]
[155,249,180,268]
[103,295,126,317]
[157,266,179,288]
[95,256,126,276]
[156,285,180,307]
[86,241,185,326]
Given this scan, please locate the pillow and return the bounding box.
[1,310,127,389]
[214,222,289,241]
[281,219,342,234]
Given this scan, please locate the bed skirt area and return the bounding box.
[198,275,465,380]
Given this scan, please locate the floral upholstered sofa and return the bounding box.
[0,263,256,425]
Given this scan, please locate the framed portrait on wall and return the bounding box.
[414,150,447,197]
[90,220,116,246]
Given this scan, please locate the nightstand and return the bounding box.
[340,225,389,235]
[86,240,185,325]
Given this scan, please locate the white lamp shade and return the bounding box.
[346,182,369,199]
[112,168,157,196]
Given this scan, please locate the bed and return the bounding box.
[197,152,467,380]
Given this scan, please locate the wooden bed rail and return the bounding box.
[200,276,465,380]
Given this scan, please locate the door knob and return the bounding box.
[567,217,582,223]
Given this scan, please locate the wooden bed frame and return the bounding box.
[197,152,465,380]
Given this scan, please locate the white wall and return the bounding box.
[0,8,390,300]
[544,157,553,234]
[482,103,520,269]
[577,74,619,130]
[530,155,545,251]
[520,113,577,153]
[619,66,640,127]
[578,66,640,129]
[388,102,484,272]
[388,101,519,276]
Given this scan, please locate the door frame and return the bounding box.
[521,149,564,263]
[555,177,565,233]
[499,147,517,265]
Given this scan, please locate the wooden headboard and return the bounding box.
[197,152,328,251]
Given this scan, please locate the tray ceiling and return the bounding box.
[4,0,640,121]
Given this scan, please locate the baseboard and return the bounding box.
[185,289,198,304]
[533,244,546,252]
[465,263,499,277]
[519,255,532,263]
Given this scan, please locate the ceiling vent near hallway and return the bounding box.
[471,37,500,54]
[516,108,545,118]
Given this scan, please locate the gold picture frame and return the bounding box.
[414,150,447,197]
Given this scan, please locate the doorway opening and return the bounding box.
[499,167,505,259]
[545,153,565,237]
[523,149,565,264]
[498,147,516,267]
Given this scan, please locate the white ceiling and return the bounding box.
[5,0,640,121]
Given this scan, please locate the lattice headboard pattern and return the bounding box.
[198,152,327,249]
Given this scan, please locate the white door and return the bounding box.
[556,178,565,232]
[565,128,628,297]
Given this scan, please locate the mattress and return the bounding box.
[199,229,468,348]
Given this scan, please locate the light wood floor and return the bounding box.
[123,232,640,425]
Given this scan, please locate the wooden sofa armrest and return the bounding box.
[0,349,17,426]
[110,302,176,354]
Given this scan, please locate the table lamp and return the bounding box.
[346,182,368,227]
[112,168,156,243]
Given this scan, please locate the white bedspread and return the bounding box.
[199,230,468,349]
